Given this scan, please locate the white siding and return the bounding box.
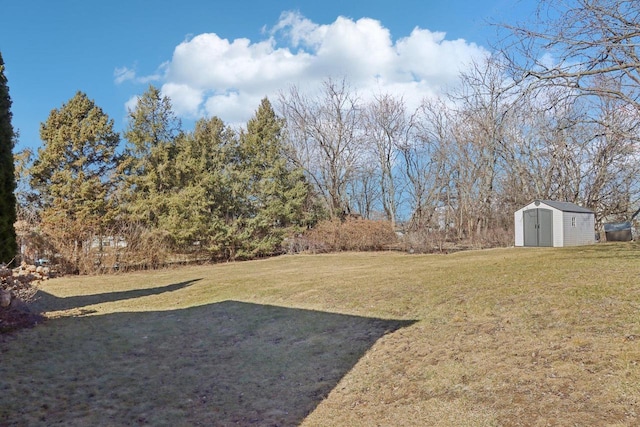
[552,207,563,247]
[561,212,595,246]
[514,210,524,246]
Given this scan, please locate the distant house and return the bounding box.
[514,200,595,247]
[89,236,128,250]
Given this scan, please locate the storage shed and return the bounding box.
[514,200,595,247]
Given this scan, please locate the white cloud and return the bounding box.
[124,95,139,113]
[538,51,557,70]
[114,66,136,84]
[161,82,203,118]
[123,11,488,123]
[167,33,308,91]
[270,11,321,48]
[203,91,263,127]
[114,64,163,85]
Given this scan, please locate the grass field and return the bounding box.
[1,244,639,426]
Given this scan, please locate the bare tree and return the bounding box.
[363,93,410,227]
[403,97,455,231]
[501,0,640,110]
[280,78,365,218]
[499,86,581,206]
[499,82,640,231]
[447,57,517,239]
[345,162,380,220]
[581,80,640,223]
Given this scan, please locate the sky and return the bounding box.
[1,0,537,153]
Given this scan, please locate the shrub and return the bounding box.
[402,228,456,253]
[300,218,398,253]
[402,225,514,254]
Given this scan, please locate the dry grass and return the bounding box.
[1,243,639,426]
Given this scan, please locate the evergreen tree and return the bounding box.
[121,85,181,227]
[0,52,17,264]
[31,91,120,272]
[165,117,238,258]
[120,92,308,261]
[235,98,308,257]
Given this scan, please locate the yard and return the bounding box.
[1,245,639,426]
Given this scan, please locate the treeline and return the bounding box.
[279,66,639,247]
[11,1,640,273]
[18,89,314,273]
[16,62,640,273]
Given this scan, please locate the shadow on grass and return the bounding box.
[30,279,202,312]
[0,300,415,426]
[551,242,640,261]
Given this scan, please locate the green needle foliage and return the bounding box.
[21,87,316,269]
[31,91,120,272]
[121,85,182,229]
[120,91,309,261]
[235,98,309,258]
[0,52,17,264]
[163,116,238,257]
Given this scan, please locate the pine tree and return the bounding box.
[235,97,308,257]
[31,91,120,272]
[165,117,238,258]
[0,52,17,264]
[121,85,181,228]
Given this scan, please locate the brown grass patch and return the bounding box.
[1,243,639,425]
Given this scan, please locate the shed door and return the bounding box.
[523,208,553,247]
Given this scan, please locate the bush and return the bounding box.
[402,228,456,253]
[296,218,398,253]
[402,225,514,254]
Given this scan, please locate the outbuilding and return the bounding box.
[514,200,595,247]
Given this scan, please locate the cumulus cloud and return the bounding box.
[161,82,203,118]
[122,11,488,123]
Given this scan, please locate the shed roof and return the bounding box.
[536,200,594,214]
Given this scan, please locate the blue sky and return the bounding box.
[1,0,536,153]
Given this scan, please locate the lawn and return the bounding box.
[1,244,639,426]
